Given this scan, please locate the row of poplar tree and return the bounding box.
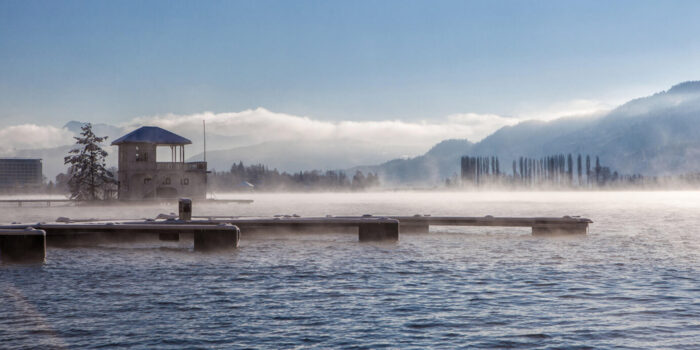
[460,154,614,187]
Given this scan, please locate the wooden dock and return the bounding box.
[0,198,593,263]
[0,222,241,262]
[0,228,46,263]
[388,215,591,235]
[183,217,401,241]
[192,214,592,235]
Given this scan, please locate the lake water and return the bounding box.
[1,192,699,349]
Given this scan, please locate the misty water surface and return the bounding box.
[1,192,699,348]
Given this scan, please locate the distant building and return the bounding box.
[111,126,207,200]
[0,158,43,188]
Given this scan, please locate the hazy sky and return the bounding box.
[1,0,700,129]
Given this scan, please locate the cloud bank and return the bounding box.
[0,124,74,154]
[0,106,605,177]
[1,104,603,157]
[126,108,519,154]
[518,99,613,121]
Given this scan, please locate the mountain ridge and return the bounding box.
[10,81,700,183]
[364,81,700,184]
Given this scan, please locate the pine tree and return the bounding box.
[64,123,115,200]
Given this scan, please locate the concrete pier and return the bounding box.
[0,196,592,263]
[0,228,46,263]
[399,223,430,233]
[158,232,180,241]
[193,224,240,252]
[358,220,400,241]
[390,215,592,235]
[185,203,590,237]
[190,217,402,242]
[187,214,591,237]
[0,223,241,253]
[532,222,589,235]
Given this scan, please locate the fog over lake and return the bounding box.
[1,191,698,348]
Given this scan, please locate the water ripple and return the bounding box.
[2,192,700,348]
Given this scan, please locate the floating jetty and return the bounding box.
[0,222,240,263]
[193,214,591,235]
[389,215,591,235]
[186,216,401,241]
[0,228,46,263]
[0,198,592,263]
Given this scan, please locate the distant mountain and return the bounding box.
[189,139,419,173]
[351,139,474,186]
[63,121,124,141]
[15,144,119,181]
[14,81,700,184]
[13,122,123,180]
[368,81,700,184]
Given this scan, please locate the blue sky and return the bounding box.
[1,0,700,128]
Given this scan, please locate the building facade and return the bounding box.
[0,158,42,189]
[112,126,207,200]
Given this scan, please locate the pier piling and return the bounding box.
[400,223,430,233]
[193,224,241,251]
[532,223,588,235]
[0,228,46,263]
[158,232,180,241]
[358,220,400,241]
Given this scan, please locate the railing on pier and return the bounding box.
[0,199,74,207]
[156,161,207,171]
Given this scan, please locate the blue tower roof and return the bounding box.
[111,126,192,145]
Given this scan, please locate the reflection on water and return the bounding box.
[1,192,699,348]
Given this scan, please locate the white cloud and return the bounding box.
[445,113,520,137]
[0,124,74,155]
[0,108,528,158]
[125,108,518,153]
[517,99,613,121]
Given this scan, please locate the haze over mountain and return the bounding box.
[7,81,700,183]
[359,81,700,185]
[191,139,415,174]
[13,122,123,180]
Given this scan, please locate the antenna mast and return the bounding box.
[203,120,206,163]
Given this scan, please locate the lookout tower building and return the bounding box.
[111,126,207,200]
